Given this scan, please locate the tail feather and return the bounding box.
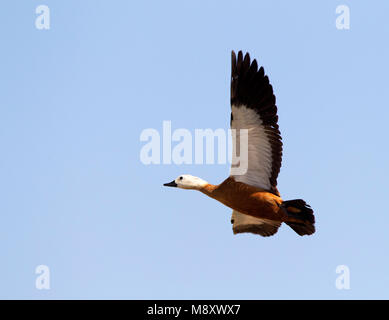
[283,199,315,236]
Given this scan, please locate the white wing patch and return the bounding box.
[231,210,281,237]
[230,105,273,190]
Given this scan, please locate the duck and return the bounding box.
[164,50,315,237]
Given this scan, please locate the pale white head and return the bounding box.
[163,174,208,190]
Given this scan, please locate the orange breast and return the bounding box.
[201,177,287,221]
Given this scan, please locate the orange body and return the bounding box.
[200,177,288,222]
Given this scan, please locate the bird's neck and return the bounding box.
[199,183,218,197]
[198,180,236,210]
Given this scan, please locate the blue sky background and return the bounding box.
[1,0,389,299]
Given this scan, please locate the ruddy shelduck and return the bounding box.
[164,51,315,237]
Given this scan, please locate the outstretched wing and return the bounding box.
[230,50,283,193]
[231,210,281,237]
[229,51,283,237]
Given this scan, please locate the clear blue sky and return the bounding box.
[1,0,389,299]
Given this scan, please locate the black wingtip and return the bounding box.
[237,50,243,64]
[231,51,236,74]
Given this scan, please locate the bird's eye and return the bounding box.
[179,176,183,180]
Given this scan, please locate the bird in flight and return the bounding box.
[164,50,315,237]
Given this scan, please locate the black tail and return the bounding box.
[282,199,315,236]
